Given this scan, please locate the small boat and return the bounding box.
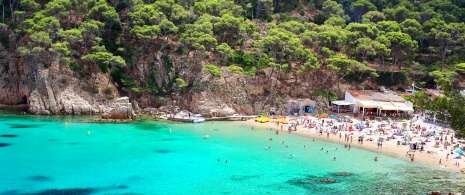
[192,114,205,123]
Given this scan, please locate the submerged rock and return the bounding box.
[319,178,337,183]
[287,175,338,186]
[1,134,18,137]
[0,143,11,147]
[28,175,52,181]
[331,172,353,177]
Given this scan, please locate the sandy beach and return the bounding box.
[241,115,464,174]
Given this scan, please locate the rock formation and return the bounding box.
[102,97,136,119]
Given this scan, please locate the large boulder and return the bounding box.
[102,97,136,119]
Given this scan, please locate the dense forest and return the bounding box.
[0,0,465,132]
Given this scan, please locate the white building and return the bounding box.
[332,90,414,114]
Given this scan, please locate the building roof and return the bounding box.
[347,90,405,102]
[332,100,355,106]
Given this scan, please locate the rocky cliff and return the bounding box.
[102,97,136,119]
[0,42,338,117]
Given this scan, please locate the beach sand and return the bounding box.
[242,116,464,173]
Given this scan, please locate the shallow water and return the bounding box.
[0,111,464,194]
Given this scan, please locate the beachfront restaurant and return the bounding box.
[331,90,414,115]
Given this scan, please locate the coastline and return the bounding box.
[238,118,463,174]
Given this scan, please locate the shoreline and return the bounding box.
[239,118,464,174]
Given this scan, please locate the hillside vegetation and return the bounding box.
[1,0,465,94]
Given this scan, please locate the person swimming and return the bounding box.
[321,148,324,150]
[374,157,378,161]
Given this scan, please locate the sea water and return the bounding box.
[0,111,464,194]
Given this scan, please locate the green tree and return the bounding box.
[383,6,417,23]
[57,28,83,49]
[350,0,377,22]
[431,22,465,71]
[401,19,428,53]
[429,70,457,95]
[374,35,391,68]
[448,94,465,137]
[216,43,233,64]
[322,0,348,20]
[131,25,161,48]
[456,63,465,74]
[81,45,126,73]
[159,19,178,37]
[362,11,386,23]
[324,16,347,28]
[376,20,401,33]
[49,41,71,64]
[385,31,418,79]
[79,20,104,47]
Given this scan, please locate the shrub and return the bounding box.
[81,84,99,94]
[69,62,81,72]
[175,45,189,55]
[103,86,113,95]
[59,77,69,84]
[203,64,222,78]
[161,44,172,51]
[227,65,244,74]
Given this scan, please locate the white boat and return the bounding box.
[192,114,205,123]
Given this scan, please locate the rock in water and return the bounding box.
[102,97,136,120]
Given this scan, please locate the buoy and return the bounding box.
[88,131,91,135]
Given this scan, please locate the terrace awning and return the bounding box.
[358,100,378,108]
[392,102,414,112]
[374,101,397,110]
[332,100,354,106]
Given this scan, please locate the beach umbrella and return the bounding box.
[422,126,427,130]
[337,115,343,119]
[455,149,463,155]
[344,116,351,118]
[392,132,398,136]
[319,113,329,118]
[393,121,398,125]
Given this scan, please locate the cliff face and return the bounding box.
[0,45,118,115]
[0,42,336,116]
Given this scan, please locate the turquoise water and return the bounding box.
[0,111,464,194]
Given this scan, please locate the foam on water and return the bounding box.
[0,113,464,194]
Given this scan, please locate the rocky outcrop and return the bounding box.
[189,92,236,117]
[58,88,96,115]
[102,97,136,119]
[28,89,49,115]
[28,88,102,115]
